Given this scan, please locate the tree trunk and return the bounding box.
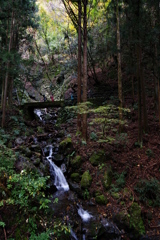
[116,0,123,133]
[2,9,14,127]
[77,0,82,132]
[82,0,88,141]
[141,67,148,132]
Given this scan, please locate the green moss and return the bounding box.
[81,171,92,189]
[70,173,80,183]
[70,155,82,169]
[60,137,72,147]
[129,202,145,236]
[103,167,112,189]
[95,195,108,205]
[89,150,106,166]
[111,192,120,199]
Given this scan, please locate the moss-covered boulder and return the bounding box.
[114,203,145,239]
[70,173,80,183]
[103,167,112,190]
[59,138,73,155]
[81,171,92,189]
[89,150,106,166]
[95,195,108,205]
[129,202,145,237]
[70,155,82,170]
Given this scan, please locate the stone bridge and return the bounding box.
[22,101,64,120]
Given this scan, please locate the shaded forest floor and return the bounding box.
[60,69,160,239]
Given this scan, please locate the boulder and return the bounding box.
[81,171,92,189]
[70,155,82,170]
[59,138,73,155]
[89,150,106,166]
[95,195,108,205]
[103,167,112,190]
[70,173,80,183]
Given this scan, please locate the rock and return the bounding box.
[53,154,64,165]
[97,218,121,239]
[68,180,83,197]
[113,202,145,239]
[95,195,108,205]
[33,158,41,166]
[70,173,80,183]
[81,171,92,189]
[129,202,145,237]
[59,137,73,155]
[103,167,112,190]
[70,155,82,170]
[15,137,24,145]
[30,144,41,153]
[89,150,106,166]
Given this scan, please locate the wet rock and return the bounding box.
[103,167,112,190]
[68,180,83,197]
[53,154,64,165]
[81,171,92,189]
[95,195,108,205]
[89,150,106,166]
[97,218,121,240]
[70,173,81,183]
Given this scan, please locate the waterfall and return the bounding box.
[34,109,43,121]
[77,205,93,222]
[46,145,69,191]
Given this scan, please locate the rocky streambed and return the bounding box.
[11,107,154,240]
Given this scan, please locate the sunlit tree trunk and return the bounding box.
[77,0,82,132]
[82,0,88,141]
[116,0,123,133]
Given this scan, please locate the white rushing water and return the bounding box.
[46,145,69,191]
[34,109,43,121]
[78,206,93,222]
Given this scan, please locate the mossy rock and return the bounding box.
[59,137,73,155]
[37,126,44,133]
[103,167,112,190]
[89,150,106,166]
[129,202,145,236]
[81,171,92,189]
[70,173,80,183]
[95,195,108,205]
[111,192,120,199]
[70,155,82,170]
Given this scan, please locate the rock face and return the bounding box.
[89,150,106,166]
[81,171,92,189]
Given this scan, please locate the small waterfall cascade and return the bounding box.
[46,145,69,191]
[34,109,43,121]
[77,205,93,222]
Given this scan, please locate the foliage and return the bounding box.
[83,189,90,200]
[135,178,160,207]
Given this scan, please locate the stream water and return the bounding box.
[34,108,122,240]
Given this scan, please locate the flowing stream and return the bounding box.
[34,108,122,240]
[46,145,69,191]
